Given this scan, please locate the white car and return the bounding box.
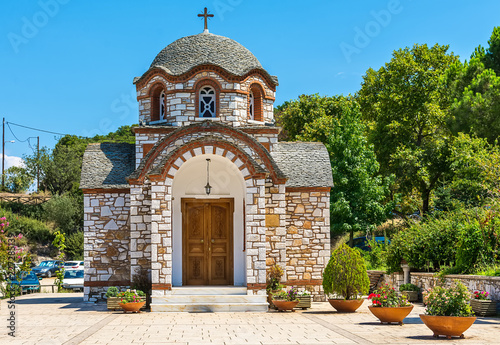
[62,269,84,291]
[64,261,84,270]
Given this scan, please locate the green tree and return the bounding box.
[358,43,458,214]
[4,166,33,193]
[323,101,394,244]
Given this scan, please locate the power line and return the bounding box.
[7,121,70,136]
[6,122,30,142]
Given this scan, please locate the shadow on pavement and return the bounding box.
[13,295,108,312]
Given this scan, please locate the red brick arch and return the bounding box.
[148,137,267,182]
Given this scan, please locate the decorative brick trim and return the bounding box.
[194,78,221,118]
[133,127,177,135]
[247,283,267,290]
[137,88,267,101]
[82,188,130,194]
[84,280,130,287]
[285,279,323,286]
[135,65,277,91]
[152,283,172,290]
[286,187,331,192]
[129,122,286,185]
[240,127,281,135]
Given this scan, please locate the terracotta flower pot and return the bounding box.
[368,305,414,325]
[419,314,477,339]
[272,300,299,312]
[328,299,364,313]
[120,301,146,313]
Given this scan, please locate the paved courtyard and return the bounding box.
[1,293,499,345]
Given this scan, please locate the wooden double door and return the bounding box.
[181,198,234,286]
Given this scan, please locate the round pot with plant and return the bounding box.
[117,289,146,313]
[272,287,300,312]
[322,244,370,312]
[419,281,476,339]
[399,283,420,302]
[368,284,413,325]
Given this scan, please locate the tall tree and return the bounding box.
[358,43,458,214]
[4,166,33,193]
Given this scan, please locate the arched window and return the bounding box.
[249,84,263,122]
[199,86,216,117]
[159,90,166,120]
[248,92,254,120]
[150,84,166,122]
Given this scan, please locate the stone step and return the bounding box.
[150,302,268,313]
[152,294,265,304]
[169,287,247,295]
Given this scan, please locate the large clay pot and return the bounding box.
[419,314,477,339]
[272,300,299,312]
[120,301,146,313]
[368,305,414,325]
[328,299,364,313]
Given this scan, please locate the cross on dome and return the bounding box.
[198,7,214,33]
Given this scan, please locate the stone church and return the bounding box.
[81,14,332,311]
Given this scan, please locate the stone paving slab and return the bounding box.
[1,293,499,344]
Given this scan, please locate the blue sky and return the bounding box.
[1,0,499,166]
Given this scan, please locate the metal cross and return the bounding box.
[198,7,214,32]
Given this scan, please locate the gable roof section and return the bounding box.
[271,142,333,188]
[80,143,135,190]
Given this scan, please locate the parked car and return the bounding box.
[31,260,64,278]
[350,236,390,251]
[62,269,84,291]
[8,271,40,294]
[64,261,84,270]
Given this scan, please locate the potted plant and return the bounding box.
[266,264,284,308]
[105,286,121,311]
[470,290,497,316]
[117,289,146,313]
[368,284,413,325]
[419,282,476,339]
[399,283,420,302]
[322,244,370,312]
[272,287,299,312]
[296,290,312,310]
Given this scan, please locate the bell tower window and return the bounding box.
[199,86,216,118]
[150,83,166,122]
[249,92,254,120]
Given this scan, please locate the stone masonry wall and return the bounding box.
[83,192,130,302]
[137,72,275,126]
[264,180,287,278]
[285,190,331,301]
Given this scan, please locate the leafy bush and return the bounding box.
[0,208,53,243]
[43,194,81,234]
[272,288,299,301]
[65,231,83,260]
[425,282,473,317]
[322,244,370,300]
[385,205,500,274]
[117,289,145,304]
[105,286,119,298]
[266,264,284,291]
[399,283,420,292]
[0,202,45,220]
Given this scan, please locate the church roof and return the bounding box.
[80,143,135,190]
[144,32,278,85]
[271,142,333,188]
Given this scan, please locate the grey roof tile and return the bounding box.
[80,143,135,189]
[271,142,333,188]
[145,32,278,85]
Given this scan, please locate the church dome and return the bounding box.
[150,32,263,76]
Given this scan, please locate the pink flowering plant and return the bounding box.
[425,281,473,317]
[0,217,31,298]
[117,289,146,304]
[472,290,490,300]
[368,284,411,307]
[272,287,299,301]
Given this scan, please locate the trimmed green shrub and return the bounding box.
[322,244,370,300]
[399,283,420,292]
[65,231,83,260]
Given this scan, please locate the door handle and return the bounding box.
[200,239,204,243]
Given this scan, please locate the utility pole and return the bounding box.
[37,136,40,192]
[2,117,4,190]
